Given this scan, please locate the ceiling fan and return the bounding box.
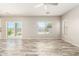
[35,3,58,8]
[35,3,58,14]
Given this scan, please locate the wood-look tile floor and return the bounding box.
[0,39,79,56]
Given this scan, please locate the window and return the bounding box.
[7,21,15,37]
[37,21,52,34]
[7,21,22,38]
[15,22,22,36]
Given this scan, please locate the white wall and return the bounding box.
[62,6,79,47]
[1,16,61,39]
[0,19,1,39]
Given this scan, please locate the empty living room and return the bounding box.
[0,3,79,56]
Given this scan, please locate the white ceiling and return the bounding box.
[0,3,78,16]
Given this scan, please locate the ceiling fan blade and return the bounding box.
[35,4,44,8]
[46,3,58,5]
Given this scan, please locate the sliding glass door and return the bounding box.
[7,21,22,39]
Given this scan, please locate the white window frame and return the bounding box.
[6,21,22,39]
[37,21,52,34]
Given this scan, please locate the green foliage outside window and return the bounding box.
[8,28,13,36]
